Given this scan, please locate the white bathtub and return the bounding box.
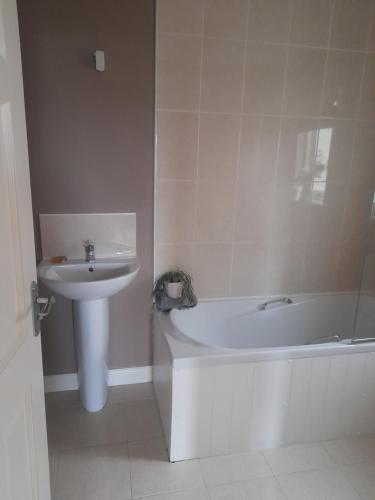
[153,294,375,462]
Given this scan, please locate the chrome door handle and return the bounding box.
[31,281,55,336]
[36,296,55,319]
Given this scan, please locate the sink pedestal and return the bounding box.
[73,298,109,412]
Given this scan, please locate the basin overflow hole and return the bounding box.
[89,267,94,272]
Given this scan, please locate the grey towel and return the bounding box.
[154,291,197,312]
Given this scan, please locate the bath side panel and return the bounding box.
[168,352,375,461]
[152,316,173,454]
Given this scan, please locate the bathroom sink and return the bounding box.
[37,258,140,301]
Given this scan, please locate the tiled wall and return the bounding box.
[39,213,136,260]
[155,0,375,298]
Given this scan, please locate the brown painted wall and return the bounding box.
[17,0,155,374]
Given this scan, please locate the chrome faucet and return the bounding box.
[258,296,293,311]
[84,240,95,263]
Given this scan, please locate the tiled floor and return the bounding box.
[46,383,375,500]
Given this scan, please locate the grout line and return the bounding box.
[318,0,336,117]
[154,7,160,279]
[155,107,375,124]
[48,434,165,456]
[157,31,375,55]
[190,0,206,284]
[301,0,336,292]
[228,0,251,297]
[334,26,368,294]
[267,0,294,299]
[156,108,375,125]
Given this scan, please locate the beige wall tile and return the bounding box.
[284,47,326,116]
[155,181,196,243]
[244,42,287,114]
[302,239,339,292]
[330,0,373,50]
[154,243,195,276]
[231,242,269,296]
[341,183,373,241]
[307,182,346,243]
[341,122,375,240]
[358,54,375,120]
[336,238,367,291]
[271,186,310,242]
[290,0,334,47]
[278,118,354,187]
[277,117,320,187]
[157,34,201,110]
[156,111,199,180]
[198,113,241,180]
[248,0,292,43]
[360,230,375,291]
[234,179,274,242]
[238,116,280,182]
[204,0,249,39]
[195,181,235,242]
[267,240,305,294]
[323,119,355,184]
[201,38,246,113]
[322,51,365,119]
[157,0,203,35]
[194,243,232,297]
[351,121,375,189]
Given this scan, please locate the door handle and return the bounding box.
[36,296,55,319]
[31,281,55,336]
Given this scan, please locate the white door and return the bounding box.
[0,0,50,499]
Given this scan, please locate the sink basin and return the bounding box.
[37,258,140,301]
[37,256,141,413]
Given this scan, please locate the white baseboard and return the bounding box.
[44,365,153,393]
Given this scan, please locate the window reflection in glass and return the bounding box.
[294,127,332,206]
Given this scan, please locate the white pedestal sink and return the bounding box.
[37,258,140,412]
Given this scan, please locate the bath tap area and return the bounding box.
[2,0,375,499]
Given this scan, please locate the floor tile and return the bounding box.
[138,489,210,500]
[277,467,361,500]
[53,442,131,500]
[45,390,80,409]
[46,407,82,450]
[322,435,375,465]
[200,451,272,487]
[47,402,128,450]
[125,398,163,441]
[108,382,154,404]
[263,442,334,475]
[342,462,375,500]
[129,438,204,498]
[79,402,128,447]
[207,477,286,500]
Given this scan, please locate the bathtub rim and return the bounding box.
[154,292,375,369]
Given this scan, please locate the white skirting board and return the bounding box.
[44,365,152,393]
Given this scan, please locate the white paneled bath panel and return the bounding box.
[361,352,375,433]
[161,352,375,462]
[173,366,214,460]
[340,353,367,436]
[229,364,254,453]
